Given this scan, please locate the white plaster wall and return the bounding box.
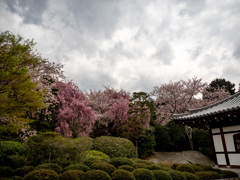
[212,128,220,134]
[216,154,226,165]
[228,154,240,166]
[223,125,240,132]
[213,135,224,152]
[225,133,238,152]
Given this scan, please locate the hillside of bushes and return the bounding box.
[0,133,238,179]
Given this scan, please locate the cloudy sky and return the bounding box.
[1,0,240,93]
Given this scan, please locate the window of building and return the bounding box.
[233,133,240,152]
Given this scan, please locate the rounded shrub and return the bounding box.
[112,169,136,180]
[189,164,204,172]
[63,164,89,172]
[59,170,84,180]
[35,163,62,174]
[75,136,94,150]
[83,170,111,180]
[0,166,13,178]
[176,164,196,174]
[24,169,58,180]
[168,170,186,180]
[14,166,34,177]
[197,164,213,171]
[93,136,137,158]
[109,157,134,167]
[207,171,223,179]
[182,172,198,180]
[11,176,24,180]
[134,163,149,169]
[171,163,182,170]
[118,165,135,172]
[152,170,172,180]
[131,159,154,165]
[83,158,106,167]
[195,171,212,180]
[132,168,155,180]
[90,161,116,175]
[220,170,239,178]
[85,150,110,162]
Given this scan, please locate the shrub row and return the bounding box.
[1,159,239,180]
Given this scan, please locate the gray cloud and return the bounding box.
[152,42,174,64]
[4,0,47,24]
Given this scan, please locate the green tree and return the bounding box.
[207,78,235,95]
[0,31,46,138]
[121,92,151,157]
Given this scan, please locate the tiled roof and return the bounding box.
[172,91,240,121]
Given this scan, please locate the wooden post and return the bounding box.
[185,126,193,150]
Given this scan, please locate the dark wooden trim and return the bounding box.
[209,128,217,164]
[220,127,230,166]
[233,133,240,152]
[212,129,240,135]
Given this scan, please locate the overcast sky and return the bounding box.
[1,0,240,93]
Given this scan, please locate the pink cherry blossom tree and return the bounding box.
[151,77,230,124]
[85,87,130,137]
[55,81,95,138]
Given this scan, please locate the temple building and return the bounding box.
[172,91,240,168]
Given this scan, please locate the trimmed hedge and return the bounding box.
[112,169,136,180]
[59,170,84,180]
[11,176,24,180]
[14,166,34,177]
[176,164,196,174]
[85,150,110,162]
[182,172,198,180]
[23,169,58,180]
[195,171,212,180]
[83,170,111,180]
[35,163,62,174]
[93,136,137,158]
[152,170,172,180]
[90,162,116,175]
[168,170,186,180]
[63,164,89,172]
[220,170,239,178]
[0,166,13,178]
[118,165,135,172]
[109,157,134,168]
[132,168,155,180]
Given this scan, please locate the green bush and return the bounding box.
[152,170,172,180]
[182,172,198,180]
[35,163,62,174]
[11,176,24,180]
[6,155,27,169]
[171,163,182,170]
[90,161,116,175]
[131,159,153,165]
[0,166,13,178]
[206,171,223,179]
[112,169,136,180]
[134,163,149,169]
[85,150,110,162]
[132,168,155,180]
[0,141,26,168]
[176,164,196,174]
[0,178,11,180]
[220,170,239,178]
[83,158,106,167]
[23,169,58,180]
[189,164,204,172]
[196,164,213,171]
[64,164,89,172]
[109,157,134,167]
[83,170,111,180]
[74,136,94,150]
[94,136,137,158]
[118,165,135,172]
[59,170,84,180]
[195,171,212,180]
[14,166,34,177]
[168,170,187,180]
[146,165,163,170]
[138,130,156,158]
[156,162,172,171]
